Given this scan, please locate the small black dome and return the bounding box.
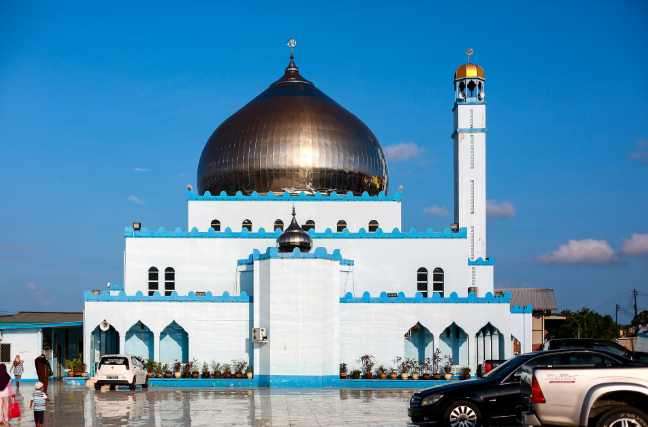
[277,208,313,253]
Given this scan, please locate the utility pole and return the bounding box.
[633,289,638,335]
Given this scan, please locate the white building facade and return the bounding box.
[82,56,532,387]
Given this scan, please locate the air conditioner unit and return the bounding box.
[252,328,267,342]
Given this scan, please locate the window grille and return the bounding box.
[210,220,220,232]
[472,267,476,286]
[0,343,10,363]
[337,220,347,232]
[368,220,379,233]
[432,268,444,297]
[148,267,159,296]
[471,226,475,260]
[470,109,473,128]
[164,267,175,296]
[417,268,428,297]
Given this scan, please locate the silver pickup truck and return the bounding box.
[518,358,648,427]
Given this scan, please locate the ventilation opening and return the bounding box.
[274,219,284,232]
[337,220,347,233]
[302,220,315,232]
[242,220,252,232]
[210,220,221,232]
[368,220,379,233]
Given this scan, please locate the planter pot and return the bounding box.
[401,373,408,380]
[444,373,452,380]
[463,373,471,380]
[164,372,172,378]
[352,373,360,379]
[224,373,231,378]
[412,373,420,380]
[235,373,243,378]
[390,373,398,380]
[339,373,347,379]
[156,373,163,378]
[174,372,182,379]
[69,372,76,377]
[247,372,253,379]
[148,372,155,378]
[433,373,441,380]
[215,372,222,378]
[73,371,81,377]
[379,373,387,380]
[423,374,430,380]
[192,373,199,378]
[364,373,372,380]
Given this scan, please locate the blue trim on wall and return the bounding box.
[257,375,340,388]
[510,305,533,313]
[149,378,259,388]
[468,257,494,266]
[125,226,467,240]
[188,190,402,202]
[108,282,124,291]
[340,291,510,304]
[84,290,252,303]
[0,322,83,330]
[238,247,353,266]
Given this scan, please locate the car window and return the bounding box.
[568,353,619,366]
[557,344,587,350]
[526,353,565,366]
[591,344,626,357]
[100,357,128,366]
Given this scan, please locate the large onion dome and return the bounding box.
[277,208,313,253]
[197,53,389,196]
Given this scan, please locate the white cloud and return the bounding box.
[486,199,516,221]
[383,142,425,163]
[535,239,621,266]
[27,282,55,306]
[134,168,149,172]
[619,233,648,258]
[127,195,146,204]
[629,139,648,165]
[423,205,450,217]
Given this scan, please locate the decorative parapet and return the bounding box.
[468,257,494,266]
[340,291,511,304]
[84,290,252,303]
[188,190,402,202]
[107,282,124,291]
[238,247,354,266]
[510,305,533,313]
[125,226,466,239]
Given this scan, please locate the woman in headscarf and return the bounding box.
[35,355,52,393]
[0,364,16,425]
[9,355,24,389]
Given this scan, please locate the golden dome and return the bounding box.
[454,63,484,79]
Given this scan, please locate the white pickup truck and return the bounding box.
[518,354,648,427]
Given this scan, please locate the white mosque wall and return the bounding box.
[0,328,42,381]
[510,311,533,355]
[188,198,402,233]
[124,235,473,299]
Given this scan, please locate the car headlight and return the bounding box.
[421,394,443,406]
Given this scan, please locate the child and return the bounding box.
[29,382,49,427]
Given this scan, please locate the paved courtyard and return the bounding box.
[5,381,421,426]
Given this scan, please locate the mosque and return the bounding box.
[81,43,532,387]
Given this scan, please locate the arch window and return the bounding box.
[164,267,175,296]
[210,220,221,232]
[242,220,252,232]
[337,220,347,233]
[416,268,428,297]
[433,268,444,297]
[148,267,159,296]
[274,219,284,232]
[302,220,315,232]
[368,220,379,233]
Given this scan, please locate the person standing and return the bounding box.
[9,355,24,389]
[34,356,52,393]
[30,382,49,427]
[0,364,16,425]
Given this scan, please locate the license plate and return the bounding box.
[408,408,413,417]
[107,376,118,380]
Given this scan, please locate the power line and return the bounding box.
[561,290,634,310]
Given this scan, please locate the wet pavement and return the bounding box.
[5,381,420,426]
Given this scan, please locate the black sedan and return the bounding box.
[409,349,636,426]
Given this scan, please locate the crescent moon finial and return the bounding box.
[466,49,473,63]
[287,38,297,58]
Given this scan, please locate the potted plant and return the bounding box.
[351,369,361,379]
[146,359,156,378]
[432,349,442,380]
[66,358,75,377]
[389,367,398,380]
[232,359,247,378]
[443,355,454,380]
[376,365,387,380]
[173,360,182,379]
[421,357,431,380]
[202,362,210,378]
[160,363,168,378]
[357,355,376,380]
[222,364,232,378]
[339,363,348,379]
[211,361,221,378]
[399,357,410,380]
[411,360,420,380]
[461,367,471,380]
[246,365,253,379]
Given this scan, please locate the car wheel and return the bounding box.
[444,400,481,427]
[94,383,101,391]
[595,407,648,427]
[129,377,136,390]
[109,384,116,390]
[142,376,149,389]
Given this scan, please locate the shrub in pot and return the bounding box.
[232,359,248,379]
[173,360,183,379]
[351,369,361,379]
[432,348,443,380]
[376,365,387,380]
[420,357,431,379]
[357,354,376,380]
[247,365,253,379]
[461,366,471,380]
[411,360,420,380]
[389,368,398,380]
[339,363,348,379]
[211,361,222,379]
[443,355,454,380]
[222,364,231,378]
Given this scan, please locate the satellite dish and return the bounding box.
[458,92,466,99]
[100,321,110,331]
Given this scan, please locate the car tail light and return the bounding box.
[531,377,546,404]
[485,363,492,373]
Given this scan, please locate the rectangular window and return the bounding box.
[471,226,475,260]
[470,180,474,214]
[0,343,10,363]
[470,135,474,169]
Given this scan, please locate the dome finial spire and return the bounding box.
[287,38,297,60]
[466,48,473,64]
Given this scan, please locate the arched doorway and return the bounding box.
[440,322,469,367]
[404,322,434,361]
[160,321,188,364]
[125,321,154,360]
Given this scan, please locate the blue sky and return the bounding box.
[1,1,647,317]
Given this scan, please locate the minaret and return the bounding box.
[452,50,486,264]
